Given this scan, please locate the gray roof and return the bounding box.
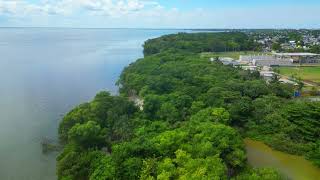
[273,52,320,56]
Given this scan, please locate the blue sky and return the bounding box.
[0,0,319,28]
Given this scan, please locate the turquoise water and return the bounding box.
[0,28,184,180]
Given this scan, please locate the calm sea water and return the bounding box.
[0,28,184,180]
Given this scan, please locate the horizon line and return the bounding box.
[0,27,319,30]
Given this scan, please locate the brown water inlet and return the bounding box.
[245,139,320,180]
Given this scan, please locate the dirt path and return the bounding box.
[276,73,315,87]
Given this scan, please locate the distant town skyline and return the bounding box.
[0,0,319,28]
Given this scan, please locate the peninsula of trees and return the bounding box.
[57,32,320,180]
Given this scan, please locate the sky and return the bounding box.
[0,0,319,28]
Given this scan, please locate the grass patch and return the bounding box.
[277,66,320,84]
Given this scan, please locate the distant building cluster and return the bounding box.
[273,53,320,64]
[209,30,320,86]
[240,54,293,66]
[210,52,320,83]
[240,53,320,66]
[211,57,240,66]
[247,29,320,52]
[218,52,320,68]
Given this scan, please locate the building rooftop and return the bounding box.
[273,52,319,56]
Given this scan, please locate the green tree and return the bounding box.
[143,95,164,119]
[68,121,106,148]
[59,103,97,142]
[272,43,282,52]
[141,150,227,180]
[234,168,283,180]
[89,156,116,180]
[158,102,180,123]
[307,141,320,167]
[212,108,230,125]
[57,146,104,180]
[190,101,206,115]
[190,107,231,125]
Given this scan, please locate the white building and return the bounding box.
[242,66,258,71]
[240,54,293,66]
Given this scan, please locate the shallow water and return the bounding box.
[245,139,320,180]
[0,28,184,180]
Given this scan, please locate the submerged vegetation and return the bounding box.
[57,32,320,179]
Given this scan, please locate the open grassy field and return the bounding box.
[277,66,320,84]
[200,51,266,60]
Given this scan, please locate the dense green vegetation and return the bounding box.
[57,32,320,179]
[143,32,261,56]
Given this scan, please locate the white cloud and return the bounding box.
[0,1,319,28]
[0,0,160,17]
